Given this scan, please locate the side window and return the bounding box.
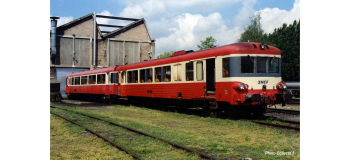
[89,75,96,84]
[196,61,203,81]
[147,68,153,83]
[127,71,132,83]
[111,73,118,84]
[133,70,138,83]
[70,77,73,85]
[223,58,230,77]
[121,71,125,83]
[241,56,255,73]
[140,69,146,83]
[97,74,106,84]
[81,76,87,85]
[155,67,161,82]
[163,66,171,82]
[173,64,182,81]
[186,62,194,81]
[74,77,80,85]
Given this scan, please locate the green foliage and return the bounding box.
[197,36,217,50]
[238,14,270,44]
[268,20,300,81]
[238,14,300,81]
[156,51,175,59]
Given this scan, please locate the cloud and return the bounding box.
[56,16,74,27]
[51,0,299,56]
[257,0,300,33]
[233,0,257,27]
[156,12,243,55]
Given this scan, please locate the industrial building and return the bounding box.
[50,13,156,98]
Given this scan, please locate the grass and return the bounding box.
[50,103,300,160]
[51,108,199,160]
[50,114,133,160]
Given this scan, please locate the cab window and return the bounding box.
[269,57,280,73]
[241,56,255,73]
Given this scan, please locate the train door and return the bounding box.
[206,58,216,94]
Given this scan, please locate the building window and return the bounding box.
[111,73,118,84]
[269,57,280,73]
[81,76,87,85]
[241,56,255,73]
[89,75,96,84]
[146,68,153,83]
[140,69,146,83]
[97,74,106,84]
[196,61,203,81]
[74,77,80,85]
[222,58,230,77]
[186,62,194,81]
[163,66,171,82]
[173,64,182,81]
[155,67,161,82]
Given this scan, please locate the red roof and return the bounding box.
[67,42,280,77]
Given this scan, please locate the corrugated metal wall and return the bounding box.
[125,42,139,65]
[109,41,124,66]
[74,39,90,67]
[58,38,73,65]
[56,68,89,98]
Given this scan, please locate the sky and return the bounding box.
[50,0,300,56]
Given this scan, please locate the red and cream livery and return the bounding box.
[66,42,291,112]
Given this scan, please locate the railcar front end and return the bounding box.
[217,53,292,109]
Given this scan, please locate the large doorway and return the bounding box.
[206,58,216,94]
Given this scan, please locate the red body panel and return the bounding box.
[66,42,283,106]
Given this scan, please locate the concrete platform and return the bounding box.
[61,99,97,105]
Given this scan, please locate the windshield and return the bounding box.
[222,56,281,77]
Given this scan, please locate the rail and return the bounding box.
[50,106,219,160]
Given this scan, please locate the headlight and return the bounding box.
[278,84,283,89]
[278,83,287,90]
[283,84,287,89]
[239,83,245,90]
[244,84,249,90]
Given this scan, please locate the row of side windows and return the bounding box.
[125,61,203,84]
[67,74,106,85]
[67,61,204,85]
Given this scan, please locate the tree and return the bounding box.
[238,14,269,44]
[156,51,175,59]
[197,36,217,50]
[237,14,300,81]
[268,20,300,81]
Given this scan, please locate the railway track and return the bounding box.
[250,120,300,131]
[266,108,300,115]
[50,106,219,160]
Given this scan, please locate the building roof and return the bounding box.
[55,13,154,40]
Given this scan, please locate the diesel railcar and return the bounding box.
[66,42,291,114]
